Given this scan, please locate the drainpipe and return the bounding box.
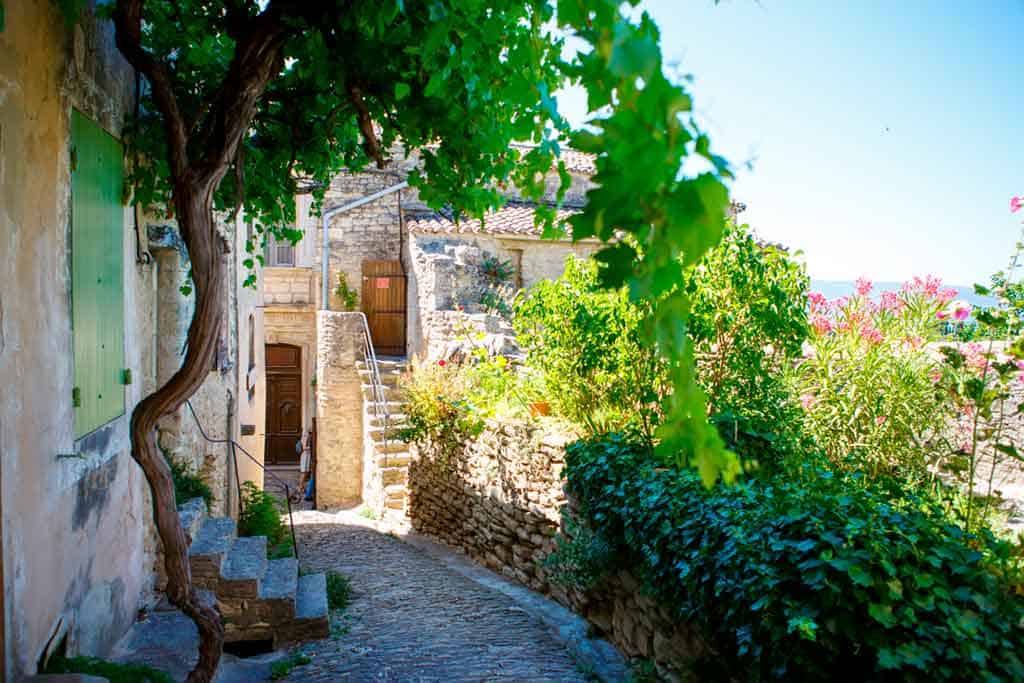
[320,181,408,310]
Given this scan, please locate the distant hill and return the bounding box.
[810,280,997,308]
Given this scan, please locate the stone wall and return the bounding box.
[315,312,365,507]
[405,232,599,359]
[407,421,705,677]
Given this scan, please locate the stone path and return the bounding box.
[285,510,598,682]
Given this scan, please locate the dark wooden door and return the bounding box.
[266,343,302,466]
[361,260,407,356]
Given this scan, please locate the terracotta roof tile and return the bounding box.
[406,202,579,237]
[510,143,596,175]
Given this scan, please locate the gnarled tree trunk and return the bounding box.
[130,185,226,682]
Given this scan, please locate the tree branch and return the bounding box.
[348,82,385,168]
[114,0,188,178]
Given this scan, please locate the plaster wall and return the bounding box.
[0,3,151,677]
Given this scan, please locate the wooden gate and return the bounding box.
[265,343,302,466]
[361,260,407,356]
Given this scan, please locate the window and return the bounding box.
[266,233,296,267]
[71,110,125,438]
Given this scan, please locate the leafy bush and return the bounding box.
[479,255,515,285]
[542,516,614,591]
[565,435,1024,682]
[163,450,213,508]
[790,277,958,480]
[45,655,172,683]
[238,481,293,558]
[335,273,359,311]
[397,358,483,455]
[270,652,311,680]
[326,570,353,610]
[686,221,809,433]
[514,256,666,439]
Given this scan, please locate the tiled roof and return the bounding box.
[509,143,596,175]
[406,202,579,238]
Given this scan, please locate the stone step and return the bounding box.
[380,467,408,486]
[367,413,408,428]
[375,451,411,466]
[281,573,330,643]
[259,557,299,602]
[178,498,208,543]
[364,400,406,412]
[358,370,403,389]
[368,424,405,442]
[361,384,403,401]
[189,517,236,589]
[222,557,300,644]
[384,483,407,498]
[357,358,408,372]
[219,536,268,599]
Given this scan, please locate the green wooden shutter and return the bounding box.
[71,110,125,438]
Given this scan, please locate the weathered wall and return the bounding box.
[405,232,598,359]
[407,421,705,677]
[315,313,365,507]
[0,3,151,677]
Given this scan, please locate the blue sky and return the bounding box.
[558,1,1023,286]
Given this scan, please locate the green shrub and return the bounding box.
[326,570,353,610]
[270,652,311,680]
[45,655,172,683]
[238,481,292,558]
[163,450,213,508]
[397,358,483,455]
[565,436,1024,682]
[685,220,809,458]
[514,256,666,439]
[335,273,358,311]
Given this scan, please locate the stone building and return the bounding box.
[264,148,599,515]
[0,2,265,677]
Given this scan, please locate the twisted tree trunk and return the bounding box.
[130,185,227,682]
[113,2,291,678]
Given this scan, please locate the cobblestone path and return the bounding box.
[289,512,592,682]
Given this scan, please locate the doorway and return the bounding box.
[265,343,302,467]
[361,260,407,356]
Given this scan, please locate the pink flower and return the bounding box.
[1015,359,1024,371]
[936,311,949,320]
[875,415,887,427]
[810,314,832,335]
[902,335,924,350]
[860,323,883,344]
[808,292,828,310]
[438,359,447,367]
[1011,196,1023,214]
[930,370,942,384]
[879,291,902,311]
[938,288,958,303]
[855,277,873,297]
[832,296,849,309]
[951,301,971,321]
[800,393,816,410]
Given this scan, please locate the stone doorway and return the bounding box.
[265,343,302,467]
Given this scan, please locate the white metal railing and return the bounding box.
[352,312,392,467]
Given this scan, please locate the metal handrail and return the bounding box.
[351,312,392,468]
[184,399,300,561]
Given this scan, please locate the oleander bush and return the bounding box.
[565,435,1024,682]
[238,481,293,559]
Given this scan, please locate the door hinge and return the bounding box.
[72,386,81,408]
[121,368,132,385]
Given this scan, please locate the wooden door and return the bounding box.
[265,344,302,466]
[361,260,407,356]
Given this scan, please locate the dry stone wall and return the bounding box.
[407,421,705,677]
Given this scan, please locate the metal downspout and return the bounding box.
[319,181,409,310]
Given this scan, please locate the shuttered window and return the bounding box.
[71,110,125,438]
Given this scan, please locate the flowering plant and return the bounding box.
[791,277,957,479]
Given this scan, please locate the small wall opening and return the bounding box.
[223,638,275,658]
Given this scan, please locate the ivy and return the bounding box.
[565,436,1024,681]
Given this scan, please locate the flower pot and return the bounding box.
[528,401,550,417]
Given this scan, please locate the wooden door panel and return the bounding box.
[265,343,302,466]
[361,260,407,355]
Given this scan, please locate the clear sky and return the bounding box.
[558,1,1023,286]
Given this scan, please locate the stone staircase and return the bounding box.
[357,356,410,517]
[178,498,329,647]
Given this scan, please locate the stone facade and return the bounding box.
[315,312,366,507]
[0,4,151,677]
[407,421,705,678]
